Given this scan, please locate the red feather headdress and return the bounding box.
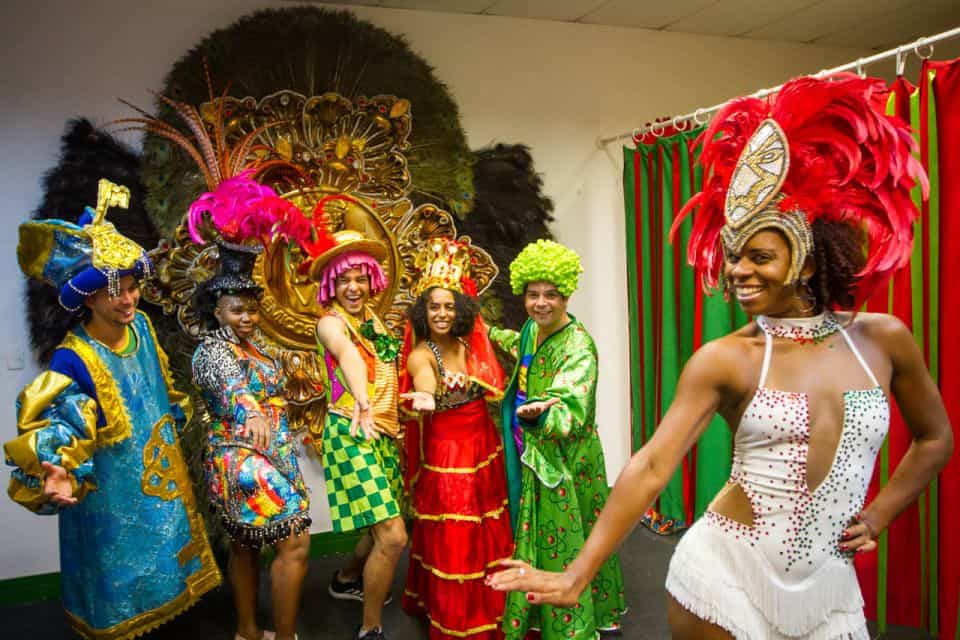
[673,73,927,306]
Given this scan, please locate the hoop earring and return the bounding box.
[796,277,816,314]
[722,276,732,302]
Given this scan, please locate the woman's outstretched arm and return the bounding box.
[487,337,741,605]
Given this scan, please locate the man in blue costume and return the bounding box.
[5,179,221,639]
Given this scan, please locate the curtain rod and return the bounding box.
[598,26,960,147]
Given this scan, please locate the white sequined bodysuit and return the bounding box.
[666,317,889,640]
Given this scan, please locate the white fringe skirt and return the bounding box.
[665,519,869,640]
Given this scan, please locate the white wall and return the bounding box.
[0,0,869,579]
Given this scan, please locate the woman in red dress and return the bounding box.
[400,238,513,639]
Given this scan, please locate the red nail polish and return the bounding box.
[839,543,848,551]
[527,593,535,602]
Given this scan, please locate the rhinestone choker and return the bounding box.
[756,312,842,344]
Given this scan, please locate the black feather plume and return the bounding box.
[459,144,555,330]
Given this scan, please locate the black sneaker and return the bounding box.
[328,570,363,602]
[328,571,393,604]
[356,626,387,640]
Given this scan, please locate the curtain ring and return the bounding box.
[631,127,641,141]
[671,115,688,132]
[914,37,934,60]
[895,46,906,77]
[855,58,866,78]
[693,108,707,126]
[650,121,665,137]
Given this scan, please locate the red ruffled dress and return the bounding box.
[401,319,514,639]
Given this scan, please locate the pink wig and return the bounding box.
[316,251,388,305]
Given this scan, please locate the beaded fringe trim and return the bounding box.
[214,507,312,549]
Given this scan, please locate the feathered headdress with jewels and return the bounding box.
[673,73,927,306]
[114,68,304,251]
[116,69,320,299]
[18,179,154,312]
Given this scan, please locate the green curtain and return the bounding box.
[622,127,746,530]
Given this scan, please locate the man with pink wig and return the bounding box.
[308,230,406,640]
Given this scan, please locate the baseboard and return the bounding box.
[0,528,366,607]
[0,571,60,606]
[308,528,365,556]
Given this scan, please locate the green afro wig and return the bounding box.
[509,239,583,298]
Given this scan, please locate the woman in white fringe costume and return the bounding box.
[487,74,953,640]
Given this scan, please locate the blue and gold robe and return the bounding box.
[5,311,220,639]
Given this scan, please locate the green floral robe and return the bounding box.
[490,317,625,639]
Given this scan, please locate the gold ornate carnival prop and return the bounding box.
[143,90,496,433]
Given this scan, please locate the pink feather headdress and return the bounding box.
[186,170,302,246]
[672,73,927,306]
[114,63,307,248]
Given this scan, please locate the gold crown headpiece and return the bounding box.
[412,237,474,298]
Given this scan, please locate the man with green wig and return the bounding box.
[488,239,625,639]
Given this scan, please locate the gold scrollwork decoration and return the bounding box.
[146,90,500,433]
[207,90,412,202]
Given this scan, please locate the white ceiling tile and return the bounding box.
[484,0,608,21]
[812,0,960,50]
[308,0,960,50]
[380,0,494,11]
[744,0,916,43]
[578,0,718,30]
[665,0,815,37]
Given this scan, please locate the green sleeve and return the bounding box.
[488,325,521,359]
[526,348,597,439]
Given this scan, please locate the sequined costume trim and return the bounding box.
[59,334,133,446]
[65,563,219,640]
[217,510,312,549]
[756,312,842,345]
[403,590,503,638]
[145,313,193,424]
[412,499,508,523]
[421,445,504,474]
[409,553,513,581]
[425,339,488,411]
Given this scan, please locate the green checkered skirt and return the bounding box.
[322,411,403,532]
